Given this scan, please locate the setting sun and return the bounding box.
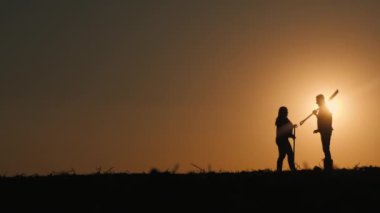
[327,101,339,117]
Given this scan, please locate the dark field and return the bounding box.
[1,167,379,212]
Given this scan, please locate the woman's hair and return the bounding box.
[275,106,288,126]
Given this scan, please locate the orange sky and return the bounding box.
[1,1,380,174]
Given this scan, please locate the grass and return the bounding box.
[0,167,379,212]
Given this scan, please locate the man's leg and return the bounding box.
[321,133,332,160]
[321,132,333,170]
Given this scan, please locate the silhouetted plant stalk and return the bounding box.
[191,163,205,173]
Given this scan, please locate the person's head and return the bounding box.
[316,94,325,106]
[278,106,288,118]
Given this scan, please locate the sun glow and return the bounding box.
[326,96,345,125]
[327,101,339,117]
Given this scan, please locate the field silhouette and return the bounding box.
[1,167,379,212]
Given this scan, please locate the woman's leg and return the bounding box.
[284,141,296,171]
[277,143,286,171]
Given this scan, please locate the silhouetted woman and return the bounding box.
[275,106,297,172]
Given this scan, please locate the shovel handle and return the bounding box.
[300,112,314,125]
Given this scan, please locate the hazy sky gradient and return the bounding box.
[1,0,380,174]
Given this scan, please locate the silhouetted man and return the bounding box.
[313,94,333,170]
[275,106,297,172]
